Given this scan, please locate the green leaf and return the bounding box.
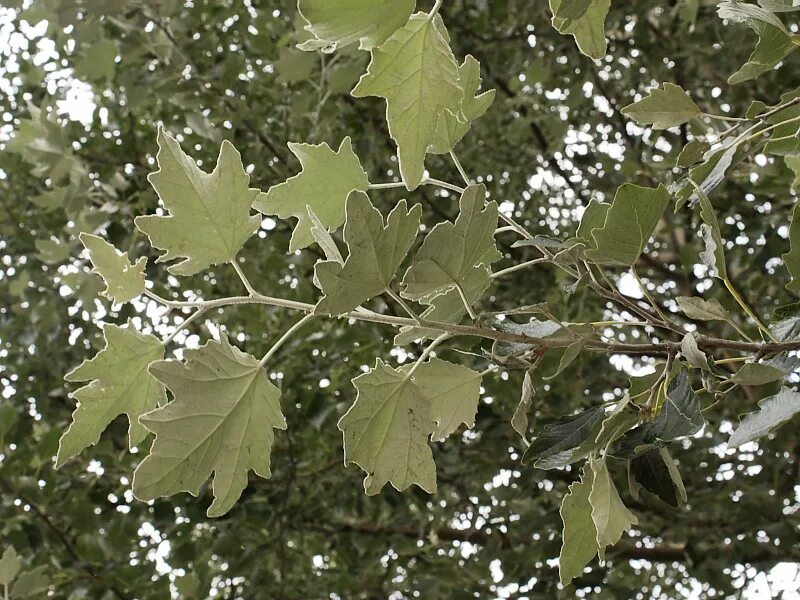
[429,55,496,154]
[729,387,800,447]
[559,475,599,586]
[11,566,49,598]
[718,1,789,33]
[785,203,800,293]
[297,0,416,52]
[543,340,585,380]
[594,397,642,450]
[523,406,605,469]
[352,13,463,189]
[338,359,437,495]
[676,139,711,168]
[551,0,593,21]
[764,89,800,156]
[787,155,800,192]
[730,362,791,385]
[697,189,728,279]
[307,207,344,264]
[132,337,286,517]
[314,192,421,315]
[589,455,638,559]
[405,357,482,442]
[726,21,797,84]
[74,38,117,82]
[549,0,611,59]
[681,333,711,371]
[135,128,261,276]
[628,447,685,508]
[616,367,705,458]
[57,322,165,467]
[676,142,740,207]
[676,296,731,321]
[252,137,370,252]
[584,183,671,265]
[78,233,146,304]
[511,369,535,444]
[621,83,702,130]
[0,547,21,587]
[402,184,501,303]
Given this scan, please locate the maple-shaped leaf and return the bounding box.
[57,322,165,467]
[621,83,702,130]
[429,55,496,154]
[352,13,463,189]
[402,183,501,303]
[135,128,261,276]
[401,357,482,442]
[132,336,286,517]
[339,359,436,495]
[297,0,416,52]
[252,137,369,252]
[79,233,146,304]
[314,191,421,315]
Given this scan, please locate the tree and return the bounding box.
[1,0,800,597]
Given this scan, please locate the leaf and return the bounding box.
[727,21,797,84]
[132,337,286,517]
[616,367,705,457]
[297,0,416,52]
[589,455,638,559]
[784,203,800,293]
[729,387,800,447]
[543,340,585,380]
[576,198,609,242]
[559,475,599,586]
[676,139,711,168]
[57,322,166,467]
[252,137,370,252]
[681,333,711,371]
[78,233,146,304]
[628,447,685,508]
[338,359,436,495]
[404,357,482,442]
[584,183,671,265]
[402,184,501,304]
[523,406,605,469]
[135,128,261,276]
[697,189,728,279]
[594,398,641,450]
[511,369,535,444]
[551,0,593,21]
[549,0,611,59]
[429,55,496,154]
[11,566,49,598]
[676,296,731,321]
[786,154,800,193]
[764,89,800,156]
[730,362,791,385]
[0,547,21,587]
[718,1,789,33]
[352,13,463,189]
[621,83,702,130]
[314,192,421,316]
[307,207,344,264]
[675,142,740,207]
[492,318,564,357]
[74,38,117,82]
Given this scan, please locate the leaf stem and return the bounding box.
[162,306,209,347]
[406,332,450,377]
[449,150,471,186]
[422,177,464,194]
[368,181,406,190]
[725,317,754,343]
[232,260,258,296]
[385,288,421,323]
[428,0,443,18]
[744,114,800,144]
[723,278,775,341]
[259,313,316,368]
[702,112,747,123]
[491,257,549,279]
[455,283,478,320]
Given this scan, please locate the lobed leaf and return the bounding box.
[79,233,146,304]
[621,83,702,130]
[729,387,800,447]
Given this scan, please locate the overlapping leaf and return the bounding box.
[559,475,598,585]
[253,137,370,252]
[79,233,146,304]
[297,0,416,52]
[785,202,800,291]
[549,0,611,59]
[57,322,165,467]
[352,13,463,189]
[132,337,286,517]
[589,455,638,560]
[339,358,482,494]
[429,55,496,154]
[135,128,261,276]
[584,183,671,265]
[314,192,421,315]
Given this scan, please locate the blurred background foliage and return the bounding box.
[0,0,799,598]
